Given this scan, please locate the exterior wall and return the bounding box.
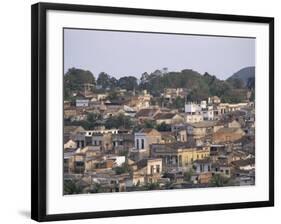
[64,140,77,149]
[186,126,206,137]
[203,109,214,120]
[76,99,89,107]
[91,133,113,151]
[64,109,77,117]
[185,114,204,123]
[177,129,187,142]
[134,133,161,151]
[146,159,162,175]
[156,115,183,125]
[198,172,212,184]
[185,103,201,113]
[228,120,241,128]
[151,146,210,169]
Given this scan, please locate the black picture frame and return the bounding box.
[31,2,274,222]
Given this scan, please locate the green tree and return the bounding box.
[114,164,130,175]
[210,174,230,187]
[156,122,171,132]
[118,76,138,91]
[105,114,133,129]
[184,169,195,182]
[64,67,96,99]
[97,72,116,89]
[64,179,83,195]
[171,96,185,109]
[144,182,160,190]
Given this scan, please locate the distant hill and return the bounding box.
[227,66,255,85]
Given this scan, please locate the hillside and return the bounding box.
[64,67,252,103]
[227,66,255,85]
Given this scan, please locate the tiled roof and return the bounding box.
[154,113,177,120]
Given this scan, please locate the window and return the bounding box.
[141,139,144,149]
[156,165,160,173]
[150,165,154,174]
[136,139,139,149]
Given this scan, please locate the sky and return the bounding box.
[64,28,255,80]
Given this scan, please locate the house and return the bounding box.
[231,158,255,171]
[208,96,221,104]
[150,142,210,171]
[193,158,212,173]
[64,100,72,109]
[176,129,187,142]
[212,162,231,178]
[125,91,151,111]
[154,112,184,125]
[185,113,204,123]
[202,106,214,120]
[91,133,113,152]
[64,139,77,150]
[227,120,242,128]
[233,168,255,186]
[159,131,176,143]
[197,172,213,184]
[132,128,162,160]
[64,125,85,138]
[217,103,247,114]
[186,121,223,139]
[64,108,78,118]
[184,102,202,114]
[65,152,86,174]
[131,158,163,184]
[86,157,115,171]
[112,133,134,154]
[135,108,160,122]
[76,99,89,107]
[162,88,187,101]
[213,127,245,143]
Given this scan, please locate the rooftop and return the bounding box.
[154,113,177,120]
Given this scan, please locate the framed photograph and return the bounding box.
[31,2,274,222]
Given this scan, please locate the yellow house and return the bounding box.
[150,142,210,169]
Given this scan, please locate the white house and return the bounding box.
[184,102,201,114]
[76,99,89,107]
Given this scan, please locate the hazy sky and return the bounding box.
[64,28,255,80]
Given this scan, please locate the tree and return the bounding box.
[210,174,229,187]
[105,114,133,129]
[156,122,171,132]
[87,112,102,125]
[64,67,96,99]
[140,72,149,83]
[228,78,245,89]
[114,164,130,175]
[144,120,156,129]
[118,76,138,91]
[97,72,116,89]
[184,169,195,182]
[64,179,83,195]
[171,96,185,109]
[144,182,160,190]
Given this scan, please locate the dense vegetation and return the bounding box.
[64,67,255,103]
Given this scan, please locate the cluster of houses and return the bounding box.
[63,88,255,194]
